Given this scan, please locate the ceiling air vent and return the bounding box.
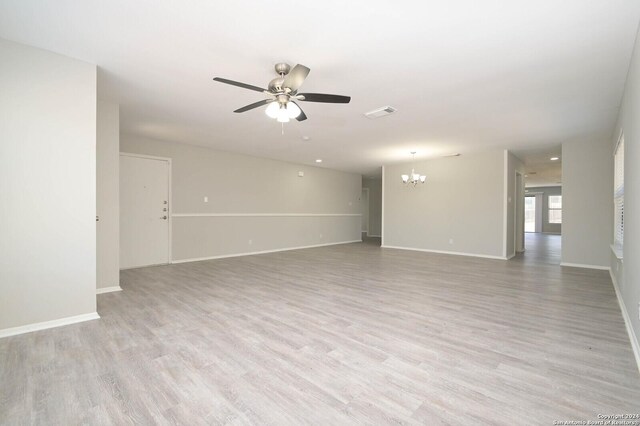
[364,106,397,119]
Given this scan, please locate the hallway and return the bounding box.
[515,233,561,265]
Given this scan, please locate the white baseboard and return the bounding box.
[609,269,640,374]
[560,262,610,270]
[367,234,381,238]
[96,286,123,294]
[172,240,362,264]
[381,245,507,260]
[506,252,516,260]
[0,312,100,339]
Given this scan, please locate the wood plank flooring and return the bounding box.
[1,237,639,425]
[517,233,562,265]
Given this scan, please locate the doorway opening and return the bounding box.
[362,175,382,246]
[512,147,562,265]
[361,188,370,237]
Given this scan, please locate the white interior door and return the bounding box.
[120,154,170,269]
[361,189,369,234]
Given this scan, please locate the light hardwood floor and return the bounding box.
[1,238,639,425]
[517,233,562,265]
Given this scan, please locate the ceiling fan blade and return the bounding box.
[297,93,351,103]
[283,64,310,92]
[233,99,272,113]
[292,101,307,121]
[213,77,267,93]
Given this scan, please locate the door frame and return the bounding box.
[119,152,173,266]
[515,171,525,253]
[361,187,370,235]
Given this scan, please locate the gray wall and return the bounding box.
[525,186,562,234]
[120,135,362,261]
[561,138,613,267]
[383,150,505,258]
[97,100,120,291]
[610,25,640,358]
[0,39,97,332]
[362,177,382,237]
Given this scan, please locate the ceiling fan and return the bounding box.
[213,63,351,123]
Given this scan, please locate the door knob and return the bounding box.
[161,216,167,220]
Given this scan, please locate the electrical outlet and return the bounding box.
[319,233,323,239]
[248,239,252,245]
[449,238,454,244]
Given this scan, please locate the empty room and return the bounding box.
[1,1,640,424]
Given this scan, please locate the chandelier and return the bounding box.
[401,152,426,186]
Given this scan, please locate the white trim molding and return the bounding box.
[381,165,386,246]
[119,152,172,162]
[560,262,610,270]
[172,240,362,264]
[609,269,640,374]
[96,286,123,294]
[382,245,507,260]
[0,312,100,339]
[502,150,509,258]
[171,213,361,217]
[611,244,624,261]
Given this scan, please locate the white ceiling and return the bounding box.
[512,146,563,188]
[1,1,638,176]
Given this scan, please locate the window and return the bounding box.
[548,195,562,224]
[525,196,536,232]
[614,135,624,251]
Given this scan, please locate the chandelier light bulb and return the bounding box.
[276,104,290,122]
[400,152,426,186]
[287,102,301,118]
[265,101,279,118]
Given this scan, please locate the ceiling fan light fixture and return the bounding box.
[265,101,279,118]
[401,174,409,183]
[214,63,350,123]
[276,104,290,123]
[286,101,301,118]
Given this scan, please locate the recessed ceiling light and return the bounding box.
[302,136,310,141]
[550,157,559,161]
[315,159,322,163]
